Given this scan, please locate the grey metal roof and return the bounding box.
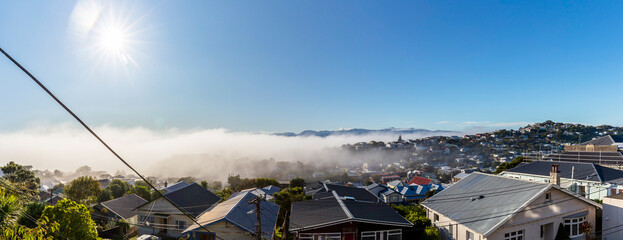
[184,190,279,239]
[162,183,221,217]
[504,160,623,183]
[546,151,623,165]
[317,183,380,202]
[100,194,147,219]
[580,135,623,145]
[290,192,412,231]
[421,173,549,236]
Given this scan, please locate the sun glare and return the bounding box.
[100,28,127,53]
[70,0,146,72]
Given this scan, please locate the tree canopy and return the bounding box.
[494,156,524,174]
[64,176,101,204]
[1,162,40,191]
[41,199,99,240]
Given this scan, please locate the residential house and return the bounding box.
[408,176,432,186]
[365,183,403,204]
[135,183,221,238]
[229,185,281,200]
[314,182,380,202]
[163,181,191,193]
[93,194,147,233]
[500,160,623,200]
[183,189,279,240]
[603,193,623,240]
[452,172,470,183]
[380,175,401,184]
[290,189,413,239]
[547,135,623,169]
[386,180,407,189]
[396,184,443,203]
[38,191,62,205]
[422,172,601,240]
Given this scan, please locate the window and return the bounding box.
[449,224,453,238]
[434,214,439,222]
[545,193,551,202]
[504,230,524,240]
[467,230,474,240]
[361,229,401,240]
[564,217,586,238]
[174,220,187,230]
[299,233,341,240]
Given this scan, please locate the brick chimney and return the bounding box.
[550,164,560,186]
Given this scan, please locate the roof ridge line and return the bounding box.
[590,163,603,183]
[332,191,353,219]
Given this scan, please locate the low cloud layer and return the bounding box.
[0,123,450,180]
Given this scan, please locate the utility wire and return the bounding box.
[0,48,224,240]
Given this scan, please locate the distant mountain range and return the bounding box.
[274,128,459,138]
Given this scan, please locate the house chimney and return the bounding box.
[550,164,560,186]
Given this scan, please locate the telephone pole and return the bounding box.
[249,194,265,240]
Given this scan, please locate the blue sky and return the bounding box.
[2,1,623,133]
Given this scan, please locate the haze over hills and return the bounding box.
[274,127,460,138]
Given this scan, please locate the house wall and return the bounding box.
[189,221,254,240]
[602,196,623,240]
[489,188,597,240]
[425,188,599,240]
[500,172,611,200]
[135,198,193,238]
[426,209,483,240]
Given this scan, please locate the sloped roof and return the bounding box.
[408,176,432,185]
[546,151,623,165]
[261,185,281,196]
[580,135,623,145]
[164,181,191,193]
[422,173,551,236]
[101,194,147,219]
[504,160,623,183]
[290,192,412,231]
[151,183,221,217]
[453,172,470,179]
[184,190,279,239]
[316,183,379,202]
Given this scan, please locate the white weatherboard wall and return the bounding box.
[603,196,623,240]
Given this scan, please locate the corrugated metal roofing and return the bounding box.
[184,190,279,239]
[290,193,412,231]
[162,183,221,217]
[100,194,147,219]
[505,160,623,183]
[421,173,549,236]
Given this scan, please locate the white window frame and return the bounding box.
[361,229,401,240]
[467,230,475,240]
[564,216,586,238]
[299,233,341,240]
[174,220,187,230]
[504,230,524,240]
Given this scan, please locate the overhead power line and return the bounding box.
[0,48,224,240]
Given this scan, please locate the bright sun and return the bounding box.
[100,28,127,53]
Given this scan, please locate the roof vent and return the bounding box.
[479,195,485,199]
[344,196,356,201]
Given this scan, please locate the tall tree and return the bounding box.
[273,187,306,240]
[64,176,101,204]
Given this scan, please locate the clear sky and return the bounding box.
[2,1,623,133]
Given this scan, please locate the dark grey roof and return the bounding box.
[504,160,623,183]
[290,192,412,231]
[164,181,191,193]
[421,173,550,236]
[162,183,221,217]
[100,194,147,219]
[580,135,623,145]
[184,190,279,239]
[546,151,623,165]
[316,183,379,202]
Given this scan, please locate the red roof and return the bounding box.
[408,176,432,185]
